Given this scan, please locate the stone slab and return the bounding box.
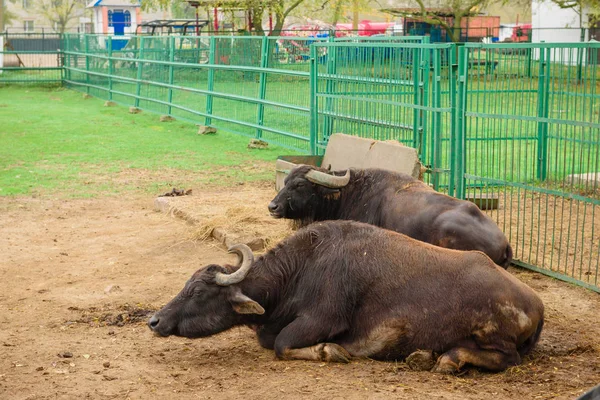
[567,172,600,187]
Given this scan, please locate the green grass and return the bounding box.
[0,86,299,197]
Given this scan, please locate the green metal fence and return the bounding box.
[459,42,600,292]
[310,41,456,191]
[1,34,599,292]
[0,33,63,84]
[61,34,324,152]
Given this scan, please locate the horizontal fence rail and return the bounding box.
[1,34,599,292]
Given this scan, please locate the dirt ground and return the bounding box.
[1,183,600,400]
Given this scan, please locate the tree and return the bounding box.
[1,0,19,32]
[38,0,88,34]
[381,0,497,42]
[550,0,600,40]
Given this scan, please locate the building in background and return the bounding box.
[1,0,170,33]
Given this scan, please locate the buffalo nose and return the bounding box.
[148,314,160,330]
[268,201,279,212]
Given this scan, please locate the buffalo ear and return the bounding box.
[228,288,265,315]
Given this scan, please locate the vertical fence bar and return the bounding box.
[167,36,175,115]
[205,36,216,127]
[309,43,318,155]
[135,36,145,108]
[322,35,337,142]
[536,46,549,181]
[419,46,430,163]
[431,48,442,191]
[107,36,113,101]
[412,47,422,149]
[448,45,458,197]
[256,36,269,139]
[84,35,90,94]
[455,45,468,200]
[62,34,68,83]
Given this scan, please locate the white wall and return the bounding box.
[532,0,586,42]
[531,0,590,65]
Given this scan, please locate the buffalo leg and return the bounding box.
[432,346,521,374]
[273,317,350,363]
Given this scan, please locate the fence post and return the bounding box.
[205,36,216,127]
[454,44,468,200]
[322,35,336,142]
[419,44,430,164]
[412,47,422,149]
[167,36,175,115]
[107,36,113,101]
[256,36,269,139]
[309,43,318,155]
[430,47,442,191]
[62,34,68,83]
[536,46,550,181]
[134,36,145,108]
[84,35,90,95]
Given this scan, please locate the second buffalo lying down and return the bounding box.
[149,220,544,373]
[269,165,513,268]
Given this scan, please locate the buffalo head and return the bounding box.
[268,165,350,221]
[148,244,265,338]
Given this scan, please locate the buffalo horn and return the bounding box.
[305,169,350,188]
[215,244,255,286]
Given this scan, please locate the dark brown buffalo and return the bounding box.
[148,220,543,373]
[268,165,513,268]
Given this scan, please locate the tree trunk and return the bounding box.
[450,14,462,43]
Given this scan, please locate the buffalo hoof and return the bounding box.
[431,354,461,374]
[320,343,351,363]
[406,350,435,371]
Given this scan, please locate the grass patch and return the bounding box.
[0,86,299,197]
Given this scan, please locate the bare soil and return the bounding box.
[1,184,600,400]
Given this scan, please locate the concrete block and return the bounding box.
[567,172,600,187]
[129,107,142,114]
[159,115,175,122]
[466,193,499,210]
[322,133,421,178]
[104,101,116,107]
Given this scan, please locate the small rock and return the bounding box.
[103,375,117,381]
[159,115,175,122]
[104,284,122,294]
[247,139,269,149]
[36,366,44,371]
[103,361,110,368]
[82,94,92,99]
[82,354,90,359]
[197,125,217,135]
[58,351,73,358]
[107,330,115,336]
[129,107,142,114]
[104,101,116,107]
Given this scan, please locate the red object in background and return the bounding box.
[335,20,394,37]
[461,16,500,39]
[511,24,531,42]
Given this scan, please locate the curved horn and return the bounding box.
[305,169,350,189]
[215,244,255,286]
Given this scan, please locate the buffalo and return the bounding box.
[149,220,543,373]
[268,165,513,268]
